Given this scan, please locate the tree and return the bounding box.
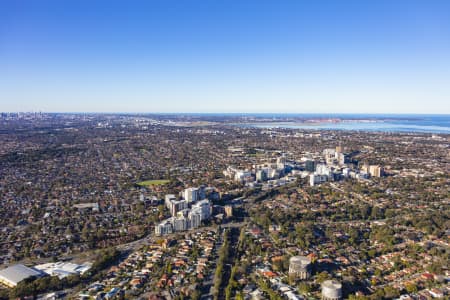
[383,286,400,299]
[235,292,244,300]
[316,271,331,283]
[374,268,382,277]
[298,282,312,294]
[0,289,9,300]
[191,290,200,300]
[348,295,369,300]
[372,288,385,299]
[405,283,418,294]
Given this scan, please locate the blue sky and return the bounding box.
[1,0,450,113]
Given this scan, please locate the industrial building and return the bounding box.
[34,262,91,279]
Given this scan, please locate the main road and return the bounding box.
[116,221,247,252]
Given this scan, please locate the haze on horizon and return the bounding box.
[1,0,450,114]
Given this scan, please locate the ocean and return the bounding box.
[229,114,450,134]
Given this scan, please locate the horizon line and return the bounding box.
[2,111,450,116]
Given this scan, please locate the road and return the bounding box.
[201,223,247,300]
[329,182,374,206]
[116,221,247,252]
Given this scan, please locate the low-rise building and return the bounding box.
[0,264,45,288]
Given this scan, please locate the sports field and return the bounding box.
[137,179,170,187]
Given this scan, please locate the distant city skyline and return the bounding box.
[1,0,450,113]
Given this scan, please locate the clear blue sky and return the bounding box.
[1,0,450,113]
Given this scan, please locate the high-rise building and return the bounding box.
[323,148,336,164]
[234,170,252,182]
[165,194,177,209]
[268,168,280,179]
[369,165,383,177]
[316,164,331,176]
[305,160,316,172]
[224,205,233,217]
[155,219,173,236]
[184,187,199,203]
[310,174,328,186]
[198,185,206,200]
[336,153,346,166]
[256,169,268,182]
[155,197,212,235]
[188,212,202,229]
[361,162,370,174]
[342,168,350,178]
[173,215,188,231]
[169,199,188,216]
[191,199,211,220]
[276,156,286,170]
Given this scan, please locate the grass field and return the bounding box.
[137,179,170,187]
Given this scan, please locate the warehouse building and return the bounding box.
[0,264,44,288]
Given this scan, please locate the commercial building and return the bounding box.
[234,170,253,182]
[342,168,350,178]
[323,148,347,165]
[305,160,316,172]
[361,163,370,174]
[310,174,328,186]
[0,264,44,288]
[73,203,100,212]
[268,168,280,179]
[336,153,346,166]
[323,148,336,164]
[276,156,286,169]
[256,169,268,182]
[34,262,91,279]
[316,164,332,176]
[369,165,383,177]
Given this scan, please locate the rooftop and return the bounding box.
[0,264,44,287]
